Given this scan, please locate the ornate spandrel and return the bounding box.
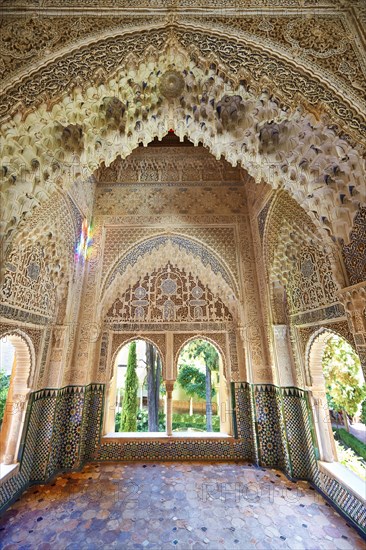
[105,264,233,325]
[338,282,366,375]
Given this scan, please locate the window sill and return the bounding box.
[103,431,233,442]
[0,463,19,486]
[318,461,366,504]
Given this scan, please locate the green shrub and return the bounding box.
[136,409,166,432]
[334,428,366,460]
[115,411,121,432]
[0,370,10,428]
[120,342,138,431]
[172,413,220,432]
[361,400,366,425]
[334,439,366,480]
[115,411,220,432]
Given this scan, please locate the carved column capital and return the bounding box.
[165,380,175,395]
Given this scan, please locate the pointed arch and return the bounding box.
[174,334,228,381]
[1,24,364,248]
[98,234,239,323]
[0,329,35,465]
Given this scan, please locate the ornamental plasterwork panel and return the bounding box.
[99,240,239,326]
[186,14,366,103]
[285,243,339,315]
[267,196,344,319]
[104,264,233,325]
[0,15,151,82]
[96,146,245,185]
[102,235,238,298]
[342,207,366,286]
[1,242,57,319]
[96,185,247,217]
[1,186,81,276]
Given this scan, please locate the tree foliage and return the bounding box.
[0,370,10,428]
[322,335,366,419]
[185,340,219,372]
[177,363,213,400]
[120,341,138,431]
[178,339,219,431]
[361,400,366,426]
[146,342,161,432]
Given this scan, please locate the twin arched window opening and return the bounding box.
[105,337,232,437]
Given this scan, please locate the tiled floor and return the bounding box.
[0,462,364,549]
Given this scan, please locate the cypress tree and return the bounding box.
[120,341,138,431]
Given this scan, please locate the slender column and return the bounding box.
[0,356,16,464]
[165,381,174,436]
[0,345,29,465]
[218,357,232,435]
[105,372,118,434]
[309,390,337,462]
[272,325,296,387]
[2,392,26,465]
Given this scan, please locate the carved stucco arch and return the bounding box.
[98,234,239,323]
[1,188,80,299]
[2,22,365,130]
[173,333,229,382]
[305,326,361,463]
[264,192,346,321]
[1,25,365,249]
[306,326,358,390]
[0,328,36,390]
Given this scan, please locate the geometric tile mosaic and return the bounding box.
[282,388,319,483]
[254,384,287,470]
[1,382,364,535]
[234,382,258,463]
[319,469,366,532]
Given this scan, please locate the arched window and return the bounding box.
[0,333,32,473]
[308,330,365,479]
[104,339,165,434]
[174,338,232,435]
